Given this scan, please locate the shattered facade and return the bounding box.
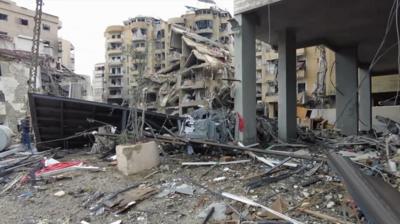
[102,7,232,107]
[259,45,337,118]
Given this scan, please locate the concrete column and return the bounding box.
[234,14,257,145]
[278,29,297,142]
[359,68,372,131]
[335,47,358,135]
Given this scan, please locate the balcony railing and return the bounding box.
[107,47,122,54]
[109,73,124,77]
[108,59,122,65]
[132,35,147,41]
[109,84,123,88]
[107,38,123,43]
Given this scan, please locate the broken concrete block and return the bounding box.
[54,190,66,197]
[175,184,194,195]
[197,202,227,221]
[116,141,160,175]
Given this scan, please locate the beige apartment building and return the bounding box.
[58,38,75,71]
[103,17,169,104]
[92,63,105,102]
[0,0,61,57]
[0,0,87,130]
[257,44,337,117]
[103,7,232,105]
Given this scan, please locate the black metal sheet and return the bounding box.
[29,93,183,150]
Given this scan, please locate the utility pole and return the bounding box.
[28,0,43,93]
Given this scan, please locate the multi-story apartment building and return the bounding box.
[103,17,169,105]
[103,7,232,106]
[92,63,105,102]
[58,38,75,71]
[0,0,61,57]
[0,0,86,130]
[180,7,232,43]
[258,45,336,118]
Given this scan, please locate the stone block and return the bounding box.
[116,141,160,175]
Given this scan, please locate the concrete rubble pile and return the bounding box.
[1,89,400,223]
[1,7,400,224]
[1,30,400,224]
[0,35,90,132]
[137,25,235,115]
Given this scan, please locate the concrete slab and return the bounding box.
[116,141,160,176]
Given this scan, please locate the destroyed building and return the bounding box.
[102,7,233,105]
[0,0,90,131]
[1,1,400,224]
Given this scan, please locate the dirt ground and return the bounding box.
[0,148,355,224]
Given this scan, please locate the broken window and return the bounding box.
[266,60,278,76]
[111,67,121,74]
[256,56,262,67]
[146,92,157,103]
[196,20,213,30]
[111,56,121,61]
[18,18,29,26]
[156,41,162,49]
[256,70,262,82]
[219,36,230,44]
[112,34,121,39]
[157,30,165,39]
[297,82,306,94]
[220,23,227,32]
[42,24,50,31]
[110,43,121,49]
[109,89,121,95]
[111,78,121,85]
[43,41,50,47]
[0,13,7,21]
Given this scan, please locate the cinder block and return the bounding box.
[116,141,160,175]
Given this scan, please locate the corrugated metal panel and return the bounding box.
[29,93,183,150]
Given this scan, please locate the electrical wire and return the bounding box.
[334,0,399,128]
[395,0,400,105]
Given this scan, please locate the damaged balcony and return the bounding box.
[194,20,214,34]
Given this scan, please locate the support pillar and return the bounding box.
[234,14,257,145]
[359,68,372,131]
[335,47,358,135]
[278,29,297,142]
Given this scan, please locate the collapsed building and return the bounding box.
[99,7,233,106]
[139,25,234,115]
[1,1,400,223]
[0,0,91,131]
